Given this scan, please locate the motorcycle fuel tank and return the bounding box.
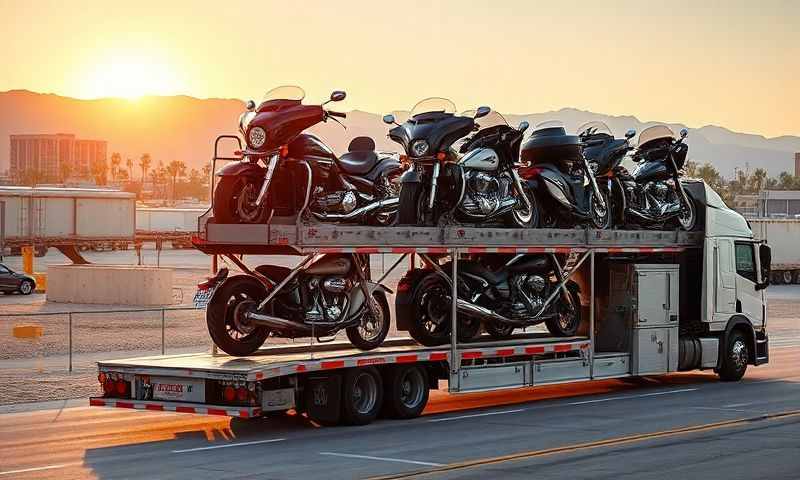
[459,147,499,171]
[632,160,671,183]
[305,256,352,276]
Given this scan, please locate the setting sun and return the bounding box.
[78,52,183,99]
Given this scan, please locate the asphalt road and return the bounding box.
[1,344,798,480]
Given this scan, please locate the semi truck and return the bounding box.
[135,207,206,249]
[90,182,772,426]
[749,218,800,284]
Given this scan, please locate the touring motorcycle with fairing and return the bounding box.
[395,253,582,346]
[203,254,392,356]
[383,99,536,227]
[578,122,696,230]
[213,86,402,225]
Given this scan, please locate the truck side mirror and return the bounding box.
[756,243,771,290]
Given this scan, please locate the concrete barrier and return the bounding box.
[47,265,174,305]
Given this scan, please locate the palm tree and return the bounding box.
[139,154,152,184]
[165,160,187,200]
[126,157,134,181]
[749,168,768,193]
[110,152,122,182]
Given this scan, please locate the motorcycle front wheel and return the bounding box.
[509,182,540,228]
[398,183,422,226]
[213,176,270,224]
[206,275,270,356]
[677,194,697,231]
[589,189,613,230]
[544,287,582,337]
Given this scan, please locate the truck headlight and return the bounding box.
[248,127,267,149]
[411,139,429,157]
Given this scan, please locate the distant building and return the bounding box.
[758,190,800,218]
[732,193,759,218]
[9,134,107,181]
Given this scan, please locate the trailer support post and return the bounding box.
[68,312,73,372]
[161,309,166,355]
[450,248,459,388]
[589,249,595,379]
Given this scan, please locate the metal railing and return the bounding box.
[2,305,202,372]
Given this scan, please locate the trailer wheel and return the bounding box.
[782,270,793,285]
[341,367,383,426]
[794,271,800,285]
[383,365,429,419]
[718,330,748,382]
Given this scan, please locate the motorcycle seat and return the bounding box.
[337,137,379,175]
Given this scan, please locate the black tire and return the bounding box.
[781,270,793,285]
[398,183,421,226]
[509,182,539,228]
[18,280,34,295]
[213,175,270,224]
[382,365,430,419]
[485,321,515,340]
[346,291,391,350]
[590,189,612,230]
[718,330,749,382]
[545,287,581,337]
[407,273,480,346]
[341,367,383,426]
[677,193,697,231]
[206,275,270,356]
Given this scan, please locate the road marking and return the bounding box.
[0,463,81,476]
[691,406,751,413]
[172,438,285,453]
[565,387,698,405]
[723,401,758,408]
[320,452,444,467]
[427,408,526,423]
[368,409,800,480]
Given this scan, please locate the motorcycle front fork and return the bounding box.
[428,162,440,210]
[253,154,279,207]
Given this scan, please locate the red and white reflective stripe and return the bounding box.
[309,246,449,254]
[246,340,590,381]
[89,398,260,418]
[465,246,579,254]
[309,245,686,254]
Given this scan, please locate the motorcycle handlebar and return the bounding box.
[327,111,347,119]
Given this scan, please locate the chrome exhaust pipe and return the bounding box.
[455,298,528,326]
[312,197,399,220]
[245,311,313,334]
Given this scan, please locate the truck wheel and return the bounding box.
[383,365,429,419]
[206,275,270,356]
[341,367,383,426]
[794,271,800,285]
[772,272,783,285]
[782,270,793,285]
[718,330,748,382]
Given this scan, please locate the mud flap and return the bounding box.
[305,374,342,425]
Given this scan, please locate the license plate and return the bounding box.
[193,287,216,309]
[150,377,206,402]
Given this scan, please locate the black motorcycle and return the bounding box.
[205,254,392,356]
[518,122,612,229]
[383,98,501,226]
[214,86,402,226]
[395,254,582,346]
[579,122,695,230]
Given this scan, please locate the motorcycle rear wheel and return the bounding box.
[346,291,391,350]
[206,275,270,356]
[408,273,481,346]
[213,176,270,224]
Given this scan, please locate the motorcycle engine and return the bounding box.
[305,276,351,323]
[461,171,507,216]
[311,188,358,214]
[510,274,547,319]
[646,181,670,202]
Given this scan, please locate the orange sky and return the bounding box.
[1,0,798,137]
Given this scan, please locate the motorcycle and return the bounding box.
[518,121,612,229]
[578,122,695,230]
[204,254,392,356]
[383,98,503,226]
[214,86,403,226]
[395,254,582,346]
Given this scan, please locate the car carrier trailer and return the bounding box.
[90,182,772,426]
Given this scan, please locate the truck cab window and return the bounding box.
[734,243,756,283]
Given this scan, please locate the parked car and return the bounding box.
[0,263,36,294]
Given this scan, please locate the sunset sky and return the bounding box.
[1,0,798,137]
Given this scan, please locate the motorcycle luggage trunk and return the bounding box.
[520,126,581,167]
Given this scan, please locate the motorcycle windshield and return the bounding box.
[638,125,675,148]
[262,85,306,102]
[411,97,457,116]
[533,120,566,131]
[577,121,612,137]
[461,110,509,129]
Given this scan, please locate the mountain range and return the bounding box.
[1,90,798,178]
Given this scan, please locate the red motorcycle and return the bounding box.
[214,86,403,225]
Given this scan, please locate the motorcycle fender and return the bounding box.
[400,168,422,184]
[373,157,403,177]
[539,171,573,210]
[216,160,265,178]
[346,282,393,320]
[394,269,431,331]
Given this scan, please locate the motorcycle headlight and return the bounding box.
[410,139,429,157]
[248,126,267,149]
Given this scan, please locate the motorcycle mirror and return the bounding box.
[625,129,636,139]
[330,90,347,102]
[680,128,688,138]
[245,100,256,111]
[474,106,491,119]
[518,121,530,133]
[382,114,396,125]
